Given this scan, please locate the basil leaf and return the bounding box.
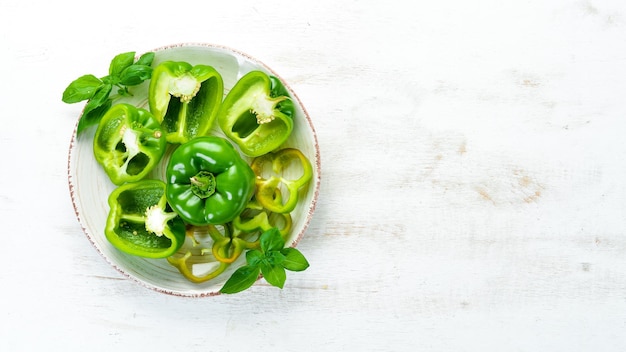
[76,99,111,135]
[267,251,286,266]
[280,248,310,272]
[62,74,103,103]
[135,52,155,66]
[109,51,135,78]
[117,87,132,96]
[82,83,112,117]
[260,228,285,253]
[119,65,153,86]
[260,263,286,289]
[246,250,264,267]
[220,265,260,294]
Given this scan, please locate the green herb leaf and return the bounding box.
[63,50,156,136]
[117,87,131,96]
[260,263,286,289]
[82,83,112,117]
[246,250,264,267]
[220,227,310,294]
[280,248,310,272]
[119,65,153,86]
[260,228,285,253]
[109,51,136,78]
[267,250,286,266]
[220,265,261,294]
[76,99,111,135]
[62,74,103,103]
[135,52,155,66]
[76,83,112,135]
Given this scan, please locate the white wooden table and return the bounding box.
[2,0,625,350]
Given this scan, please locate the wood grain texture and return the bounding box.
[1,0,626,351]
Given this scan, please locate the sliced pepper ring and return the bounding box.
[167,251,229,284]
[167,223,263,283]
[251,148,313,213]
[232,194,293,241]
[167,226,229,283]
[207,224,259,264]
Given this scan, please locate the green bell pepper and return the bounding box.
[251,148,313,213]
[149,61,223,144]
[105,179,186,259]
[218,70,295,157]
[93,103,166,185]
[165,136,256,226]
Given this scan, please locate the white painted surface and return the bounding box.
[1,0,625,350]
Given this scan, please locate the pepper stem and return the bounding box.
[190,171,216,199]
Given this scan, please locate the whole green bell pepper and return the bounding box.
[105,179,186,259]
[93,103,166,185]
[166,136,256,226]
[149,61,223,144]
[218,70,295,157]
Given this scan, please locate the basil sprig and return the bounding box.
[220,228,310,294]
[62,51,155,135]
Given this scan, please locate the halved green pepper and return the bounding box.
[105,179,186,259]
[149,61,223,144]
[218,70,295,157]
[251,148,313,213]
[165,136,256,226]
[93,103,166,185]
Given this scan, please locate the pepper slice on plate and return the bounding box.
[169,197,293,282]
[233,196,292,240]
[218,70,294,157]
[207,224,259,264]
[166,226,231,284]
[105,179,186,259]
[165,136,256,226]
[93,103,166,185]
[251,148,313,214]
[149,61,223,144]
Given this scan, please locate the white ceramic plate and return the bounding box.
[67,43,320,297]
